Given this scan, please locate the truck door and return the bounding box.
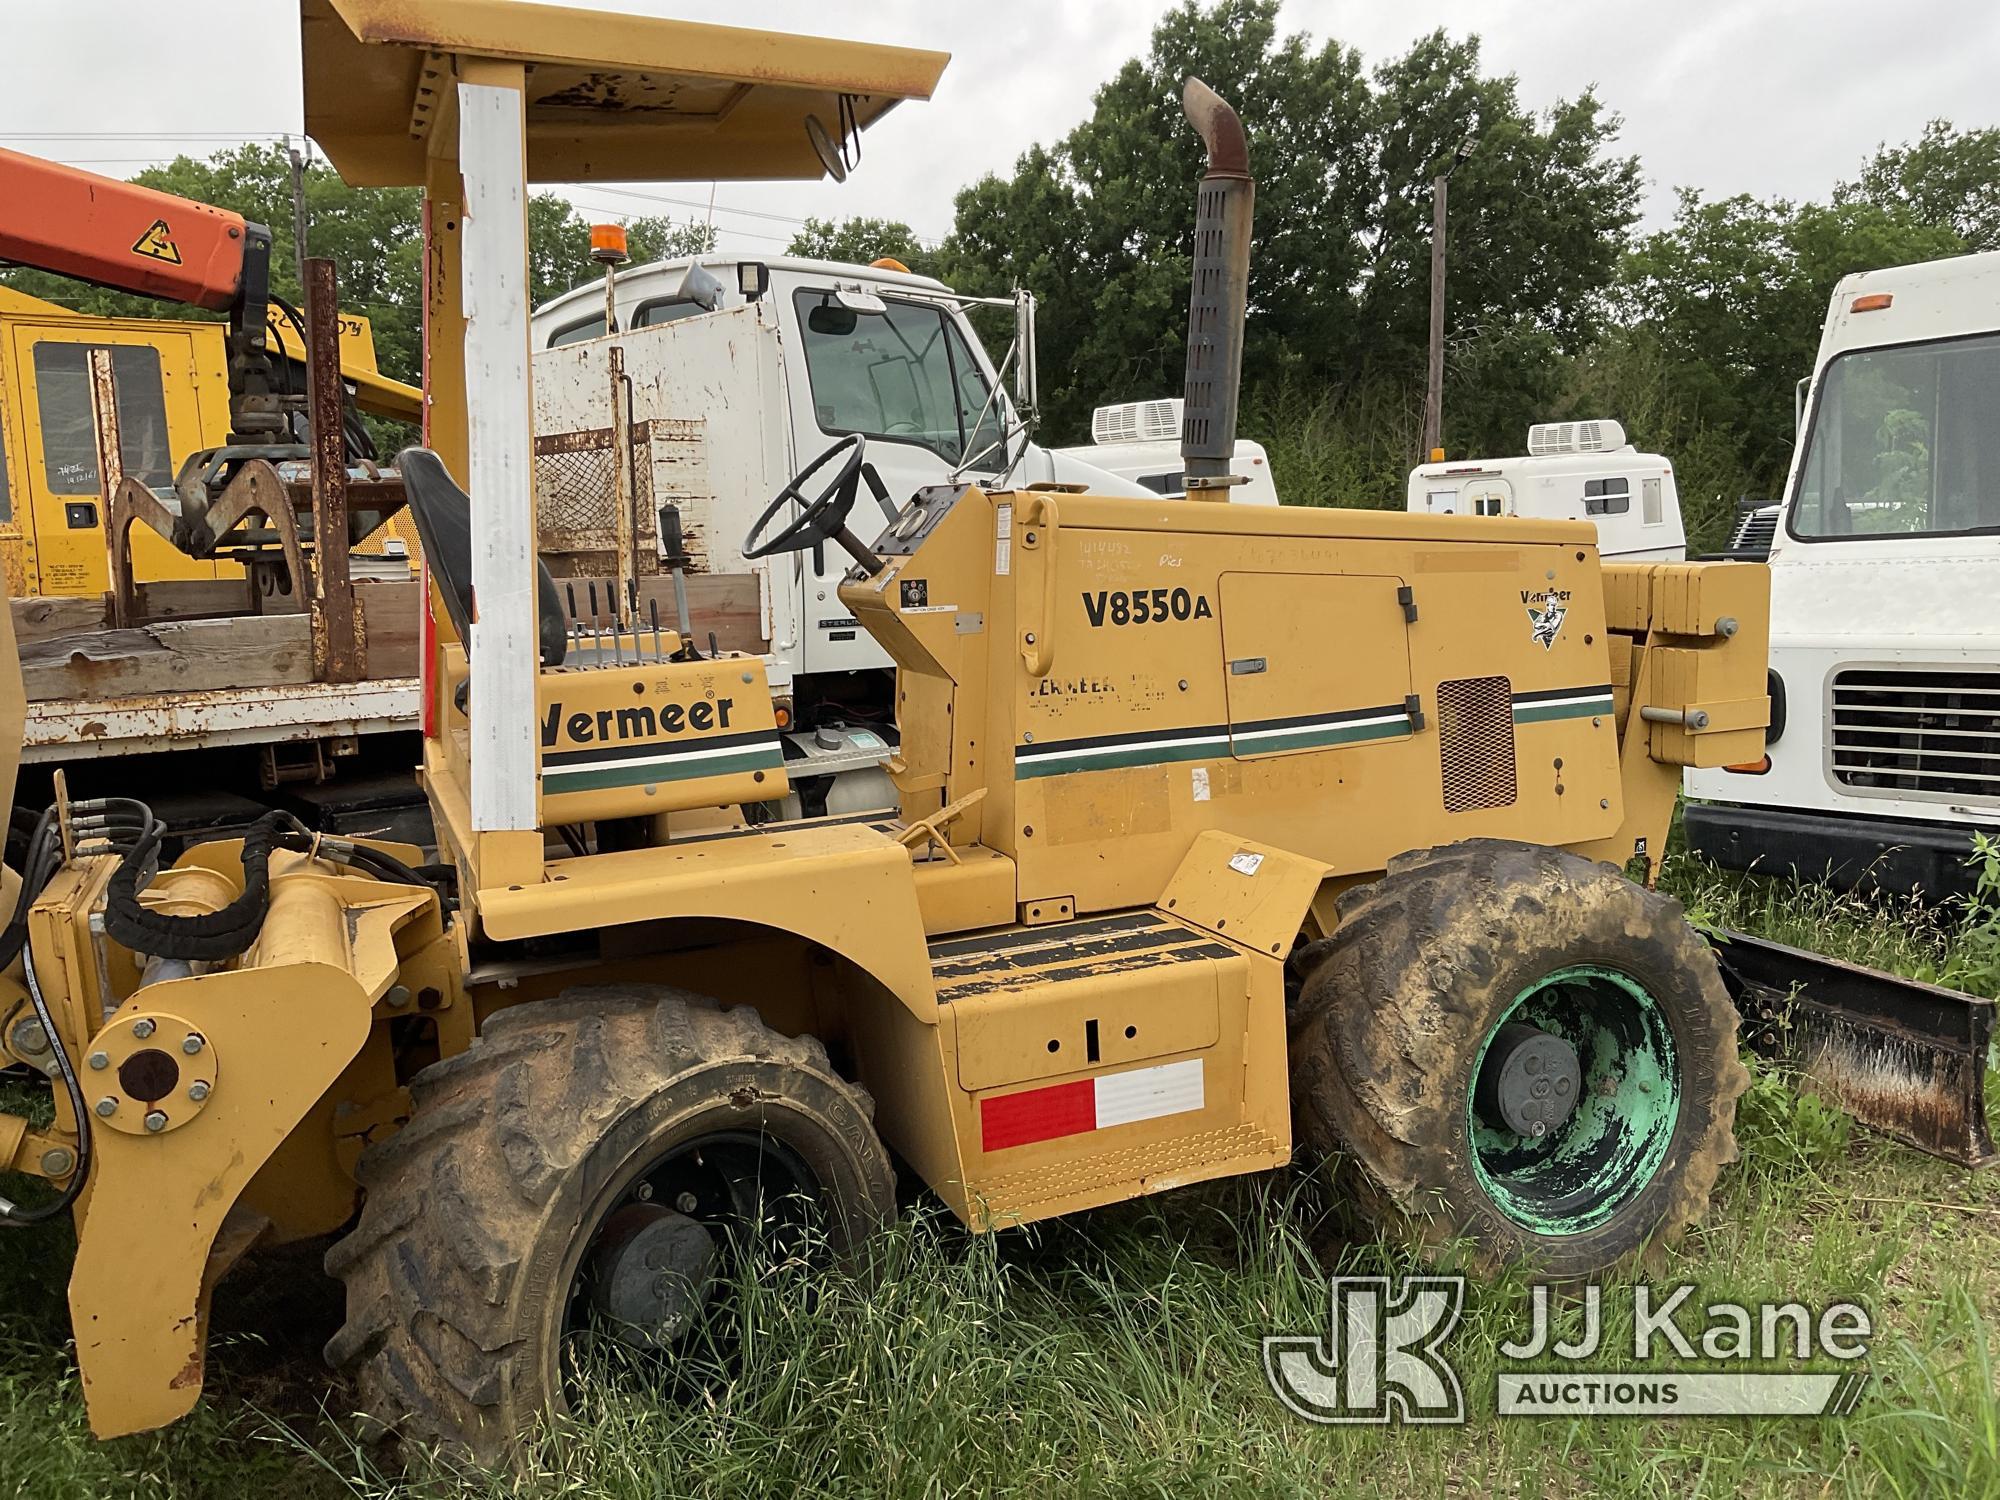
[9,321,223,595]
[1220,572,1417,757]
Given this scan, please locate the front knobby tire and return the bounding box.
[1289,839,1748,1277]
[324,985,894,1460]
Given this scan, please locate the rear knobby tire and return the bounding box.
[1289,839,1748,1277]
[323,984,893,1460]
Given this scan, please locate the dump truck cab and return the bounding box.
[529,255,1273,813]
[0,285,232,597]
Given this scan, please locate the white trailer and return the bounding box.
[1685,251,2000,897]
[1406,420,1686,561]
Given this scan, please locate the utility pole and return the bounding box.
[1421,133,1477,462]
[287,138,310,292]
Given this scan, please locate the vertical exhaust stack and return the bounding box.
[1178,77,1253,496]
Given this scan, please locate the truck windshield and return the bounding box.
[1790,331,2000,540]
[792,290,1006,468]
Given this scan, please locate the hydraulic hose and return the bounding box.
[0,809,90,1227]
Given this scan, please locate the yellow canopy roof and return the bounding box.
[302,0,950,187]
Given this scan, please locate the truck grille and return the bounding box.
[1830,667,2000,803]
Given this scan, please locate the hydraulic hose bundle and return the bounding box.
[2,804,445,1228]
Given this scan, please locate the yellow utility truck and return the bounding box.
[0,0,1989,1462]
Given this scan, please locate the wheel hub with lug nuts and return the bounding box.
[1474,1022,1583,1139]
[585,1203,719,1349]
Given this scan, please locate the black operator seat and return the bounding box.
[397,447,568,667]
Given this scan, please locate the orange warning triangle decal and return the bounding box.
[131,219,181,265]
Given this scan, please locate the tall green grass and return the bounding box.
[2,846,1998,1497]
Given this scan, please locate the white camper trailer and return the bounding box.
[1051,397,1279,504]
[1406,420,1687,561]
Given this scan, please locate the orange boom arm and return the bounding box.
[0,146,256,311]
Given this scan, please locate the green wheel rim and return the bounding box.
[1465,965,1680,1237]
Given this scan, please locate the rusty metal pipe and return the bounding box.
[1178,77,1253,492]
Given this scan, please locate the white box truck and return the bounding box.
[1685,251,2000,897]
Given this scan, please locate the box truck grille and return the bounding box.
[1830,667,2000,803]
[1438,675,1518,813]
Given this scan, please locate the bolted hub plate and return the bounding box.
[84,1011,217,1136]
[1474,1021,1582,1139]
[586,1203,719,1349]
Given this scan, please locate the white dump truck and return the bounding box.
[1406,420,1686,561]
[530,254,1272,814]
[1685,251,2000,897]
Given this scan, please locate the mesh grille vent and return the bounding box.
[1438,675,1518,813]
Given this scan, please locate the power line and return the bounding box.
[0,130,294,141]
[575,182,816,226]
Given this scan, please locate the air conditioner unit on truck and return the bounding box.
[529,255,1274,817]
[1407,419,1687,562]
[1686,251,2000,898]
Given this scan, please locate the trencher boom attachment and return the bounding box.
[1709,928,1998,1168]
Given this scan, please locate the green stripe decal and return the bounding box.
[544,745,784,794]
[1016,737,1226,780]
[1015,713,1411,780]
[1512,694,1613,725]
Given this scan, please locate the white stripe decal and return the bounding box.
[1519,693,1611,709]
[549,740,781,774]
[1234,713,1408,741]
[1093,1058,1204,1128]
[1019,733,1231,764]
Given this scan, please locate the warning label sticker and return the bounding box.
[131,219,181,265]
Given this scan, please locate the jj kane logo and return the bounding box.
[1265,1277,1871,1425]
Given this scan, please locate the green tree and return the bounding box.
[943,2,1641,453]
[1839,121,2000,252]
[1619,189,1962,509]
[786,217,933,273]
[626,215,718,265]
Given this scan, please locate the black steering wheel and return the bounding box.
[743,434,874,562]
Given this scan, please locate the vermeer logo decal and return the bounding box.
[540,697,734,745]
[1523,588,1570,649]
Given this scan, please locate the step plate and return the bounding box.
[969,1120,1286,1226]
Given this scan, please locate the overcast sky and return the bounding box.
[5,0,1995,258]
